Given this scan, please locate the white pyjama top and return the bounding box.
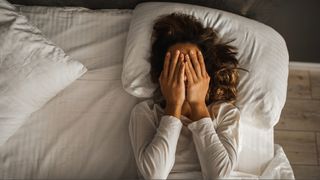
[129,99,240,179]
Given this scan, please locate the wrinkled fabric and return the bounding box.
[122,2,290,176]
[0,0,86,146]
[0,4,138,179]
[129,99,240,179]
[0,3,294,179]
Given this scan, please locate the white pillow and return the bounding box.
[0,0,87,145]
[122,2,289,129]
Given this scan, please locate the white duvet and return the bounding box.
[0,3,294,179]
[0,5,139,179]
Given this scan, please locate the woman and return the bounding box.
[129,12,241,180]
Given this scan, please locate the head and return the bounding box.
[150,12,240,108]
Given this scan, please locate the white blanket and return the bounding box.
[0,6,139,179]
[0,4,293,179]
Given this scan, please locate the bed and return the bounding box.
[0,1,294,179]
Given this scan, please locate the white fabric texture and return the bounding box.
[0,0,87,146]
[122,1,292,177]
[0,3,294,179]
[122,1,288,130]
[129,99,240,179]
[0,4,139,179]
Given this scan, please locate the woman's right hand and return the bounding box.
[185,50,210,122]
[159,50,186,118]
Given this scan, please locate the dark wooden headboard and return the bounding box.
[8,0,320,63]
[7,0,259,16]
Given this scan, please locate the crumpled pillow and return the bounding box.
[0,0,87,145]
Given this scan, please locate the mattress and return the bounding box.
[0,4,291,179]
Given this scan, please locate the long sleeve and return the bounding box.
[187,104,240,179]
[128,101,183,179]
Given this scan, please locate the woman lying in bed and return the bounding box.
[129,12,240,180]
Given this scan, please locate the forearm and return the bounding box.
[132,115,183,179]
[188,118,237,179]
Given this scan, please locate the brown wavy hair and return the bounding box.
[150,12,241,108]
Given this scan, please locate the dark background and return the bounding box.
[8,0,320,63]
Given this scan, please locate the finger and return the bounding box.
[175,58,182,81]
[185,60,194,84]
[173,54,183,82]
[185,54,197,81]
[197,50,207,77]
[163,51,170,77]
[168,50,180,81]
[178,56,185,84]
[189,50,202,78]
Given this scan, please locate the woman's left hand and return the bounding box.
[185,50,211,121]
[185,50,210,106]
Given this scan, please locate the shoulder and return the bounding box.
[131,99,164,114]
[131,99,155,114]
[208,101,240,115]
[130,99,164,125]
[220,102,240,115]
[208,102,240,126]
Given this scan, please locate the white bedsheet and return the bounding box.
[0,4,293,179]
[0,6,139,179]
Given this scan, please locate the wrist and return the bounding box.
[189,101,206,109]
[166,101,183,108]
[164,103,182,119]
[190,102,210,122]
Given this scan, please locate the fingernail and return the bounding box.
[186,54,189,59]
[166,52,170,57]
[190,50,194,55]
[176,50,180,54]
